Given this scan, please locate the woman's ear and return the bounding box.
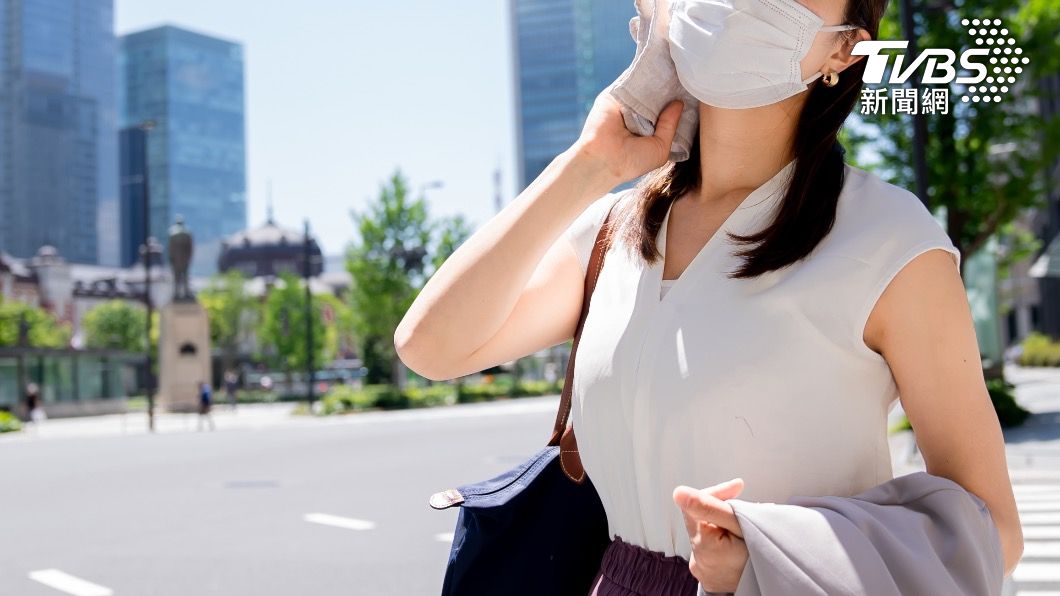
[825,28,873,76]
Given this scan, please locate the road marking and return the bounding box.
[303,513,376,531]
[28,569,112,596]
[1023,526,1060,540]
[1021,502,1060,512]
[436,532,454,542]
[1014,484,1060,494]
[1022,512,1060,525]
[1023,542,1060,558]
[1014,562,1060,583]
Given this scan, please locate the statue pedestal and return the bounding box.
[157,301,212,413]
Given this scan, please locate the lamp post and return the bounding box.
[303,219,322,407]
[138,119,158,432]
[141,236,163,432]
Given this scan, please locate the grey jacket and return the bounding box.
[698,471,1006,596]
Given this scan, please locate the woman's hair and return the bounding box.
[613,0,888,279]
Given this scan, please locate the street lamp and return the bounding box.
[303,219,323,407]
[138,119,159,432]
[141,236,163,432]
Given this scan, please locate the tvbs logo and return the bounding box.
[852,18,1029,105]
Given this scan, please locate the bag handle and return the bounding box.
[547,191,626,483]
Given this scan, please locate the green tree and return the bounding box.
[199,270,260,373]
[345,168,471,387]
[316,292,354,360]
[81,300,146,351]
[844,0,1059,275]
[0,299,70,348]
[259,271,329,384]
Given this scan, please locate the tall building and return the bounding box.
[119,25,246,276]
[0,0,118,265]
[118,126,147,267]
[509,0,635,190]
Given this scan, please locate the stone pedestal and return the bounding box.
[157,301,212,413]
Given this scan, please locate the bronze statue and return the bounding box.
[168,215,195,301]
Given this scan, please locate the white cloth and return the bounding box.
[605,0,700,162]
[562,160,962,562]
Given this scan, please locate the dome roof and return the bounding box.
[222,220,305,248]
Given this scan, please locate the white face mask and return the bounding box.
[668,0,858,109]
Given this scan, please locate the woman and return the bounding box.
[396,0,1023,592]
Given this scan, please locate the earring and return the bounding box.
[822,70,839,87]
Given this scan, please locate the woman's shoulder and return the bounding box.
[563,187,636,276]
[832,163,959,268]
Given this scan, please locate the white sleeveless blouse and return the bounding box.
[561,160,961,560]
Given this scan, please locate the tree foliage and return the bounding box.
[259,271,330,374]
[345,168,471,385]
[843,0,1059,274]
[82,299,146,352]
[0,299,70,348]
[199,269,260,368]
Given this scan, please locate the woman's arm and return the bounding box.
[394,94,685,382]
[394,148,616,381]
[864,248,1024,575]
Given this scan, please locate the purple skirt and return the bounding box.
[588,534,700,596]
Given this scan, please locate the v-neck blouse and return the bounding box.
[561,160,961,560]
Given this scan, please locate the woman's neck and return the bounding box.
[692,97,803,205]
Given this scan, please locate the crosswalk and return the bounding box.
[1009,472,1060,595]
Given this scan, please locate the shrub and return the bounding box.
[405,385,457,408]
[310,376,564,416]
[0,411,22,433]
[457,382,510,403]
[987,377,1031,428]
[1019,332,1060,367]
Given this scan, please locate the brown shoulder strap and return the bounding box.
[547,191,625,450]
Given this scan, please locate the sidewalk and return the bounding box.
[0,401,301,442]
[887,363,1060,477]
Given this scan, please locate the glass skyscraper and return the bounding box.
[0,0,117,265]
[510,0,636,190]
[119,25,246,276]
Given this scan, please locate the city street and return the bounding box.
[1,398,562,595]
[2,365,1060,595]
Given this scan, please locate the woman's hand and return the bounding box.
[571,91,685,188]
[673,478,749,594]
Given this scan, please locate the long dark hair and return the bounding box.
[613,0,888,279]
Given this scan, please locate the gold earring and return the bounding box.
[822,70,839,87]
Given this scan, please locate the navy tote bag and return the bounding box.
[428,196,624,596]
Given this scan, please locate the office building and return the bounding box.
[509,0,635,190]
[0,0,118,265]
[119,25,246,276]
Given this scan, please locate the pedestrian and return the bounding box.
[197,380,215,431]
[395,0,1022,590]
[224,370,238,411]
[24,382,45,433]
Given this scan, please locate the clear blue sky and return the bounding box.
[116,1,517,258]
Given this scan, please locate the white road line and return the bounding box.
[1022,512,1060,525]
[1022,526,1060,540]
[1023,542,1060,558]
[303,513,376,531]
[1013,562,1060,583]
[1017,493,1060,503]
[436,532,455,542]
[28,569,113,596]
[1014,485,1060,494]
[1020,502,1060,512]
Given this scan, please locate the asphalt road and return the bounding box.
[1,397,563,596]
